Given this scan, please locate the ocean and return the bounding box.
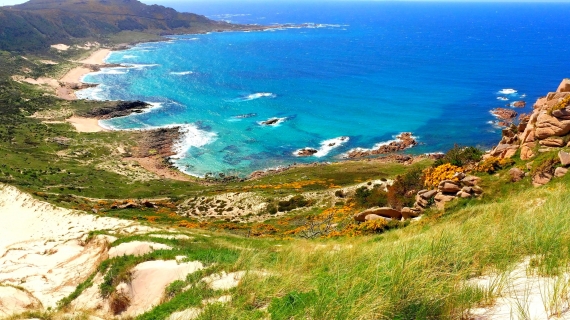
[77,1,570,177]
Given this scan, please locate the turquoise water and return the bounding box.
[77,2,570,177]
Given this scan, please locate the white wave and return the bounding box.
[257,117,287,127]
[521,94,527,98]
[75,85,107,101]
[497,97,509,101]
[170,71,194,75]
[236,92,276,101]
[498,88,518,95]
[122,55,138,59]
[210,13,251,19]
[171,124,217,159]
[293,136,350,158]
[121,63,160,70]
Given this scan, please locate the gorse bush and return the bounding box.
[476,157,515,174]
[423,163,463,188]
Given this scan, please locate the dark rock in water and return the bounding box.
[260,118,282,126]
[296,148,318,157]
[512,101,526,108]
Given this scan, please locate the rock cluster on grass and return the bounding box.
[410,173,482,211]
[530,150,570,187]
[352,173,484,222]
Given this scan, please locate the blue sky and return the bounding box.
[1,0,570,7]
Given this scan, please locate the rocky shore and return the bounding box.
[80,100,151,119]
[488,78,570,185]
[346,133,418,159]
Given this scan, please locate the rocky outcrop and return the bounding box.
[347,133,417,158]
[557,79,570,93]
[487,79,570,161]
[509,167,525,182]
[491,108,518,123]
[407,175,483,212]
[354,207,402,222]
[81,101,151,119]
[296,148,318,157]
[512,101,526,108]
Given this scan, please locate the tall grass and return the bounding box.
[188,181,570,319]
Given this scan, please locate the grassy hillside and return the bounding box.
[0,0,235,52]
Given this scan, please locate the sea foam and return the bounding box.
[170,71,194,75]
[171,124,218,159]
[498,89,518,95]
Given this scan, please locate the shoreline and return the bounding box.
[61,30,430,181]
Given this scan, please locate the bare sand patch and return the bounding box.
[66,116,106,133]
[120,260,205,317]
[108,241,172,258]
[51,44,70,51]
[0,183,137,310]
[467,257,570,319]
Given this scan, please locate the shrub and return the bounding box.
[164,280,185,300]
[476,157,515,174]
[423,163,464,188]
[387,166,425,210]
[353,185,388,208]
[549,95,570,115]
[277,195,310,212]
[434,145,484,167]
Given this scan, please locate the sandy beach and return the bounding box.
[60,48,111,84]
[66,116,106,132]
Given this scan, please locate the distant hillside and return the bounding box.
[0,0,233,52]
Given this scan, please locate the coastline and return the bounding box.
[62,30,429,181]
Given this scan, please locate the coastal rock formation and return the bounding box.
[296,148,318,157]
[346,133,417,158]
[512,101,526,108]
[491,108,518,123]
[487,79,570,162]
[82,100,151,119]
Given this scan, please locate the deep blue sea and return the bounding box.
[77,1,570,177]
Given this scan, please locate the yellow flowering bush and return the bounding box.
[476,156,514,173]
[423,163,464,188]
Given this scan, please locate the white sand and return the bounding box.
[60,66,93,84]
[51,44,70,51]
[0,183,137,310]
[108,241,172,258]
[80,49,111,65]
[121,260,205,316]
[468,257,570,319]
[66,116,106,132]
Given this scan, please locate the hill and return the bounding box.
[0,0,237,52]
